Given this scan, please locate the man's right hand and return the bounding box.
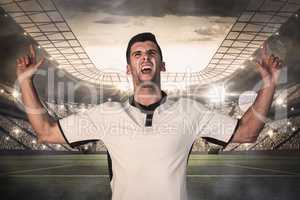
[16,45,45,81]
[15,45,66,144]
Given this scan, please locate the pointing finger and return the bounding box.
[34,56,45,69]
[29,44,36,62]
[262,41,268,60]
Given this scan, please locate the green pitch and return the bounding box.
[1,153,300,200]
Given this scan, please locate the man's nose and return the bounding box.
[141,52,150,61]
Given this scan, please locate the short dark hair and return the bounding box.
[126,32,163,64]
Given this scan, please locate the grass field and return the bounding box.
[1,153,300,200]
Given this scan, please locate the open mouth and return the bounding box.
[141,65,152,74]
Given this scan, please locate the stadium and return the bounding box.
[0,0,300,199]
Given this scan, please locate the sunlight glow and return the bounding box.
[64,14,234,73]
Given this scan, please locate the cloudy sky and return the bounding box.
[55,0,246,72]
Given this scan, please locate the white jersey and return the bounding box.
[59,97,238,200]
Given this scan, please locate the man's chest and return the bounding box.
[102,116,194,161]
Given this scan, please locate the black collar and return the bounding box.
[129,91,167,113]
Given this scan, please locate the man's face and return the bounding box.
[127,41,165,87]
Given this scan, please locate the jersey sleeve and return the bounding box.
[186,99,238,146]
[58,110,102,148]
[196,108,238,145]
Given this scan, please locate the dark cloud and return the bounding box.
[56,0,112,13]
[56,0,248,17]
[94,17,128,24]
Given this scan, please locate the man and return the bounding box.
[16,32,282,200]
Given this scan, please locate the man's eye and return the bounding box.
[134,53,141,57]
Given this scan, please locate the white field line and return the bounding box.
[0,164,74,176]
[225,164,299,175]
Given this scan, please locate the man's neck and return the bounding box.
[133,87,162,106]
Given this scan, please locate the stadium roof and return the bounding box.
[1,0,299,87]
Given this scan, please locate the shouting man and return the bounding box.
[16,32,282,200]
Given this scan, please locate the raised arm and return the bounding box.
[231,42,283,143]
[16,45,65,144]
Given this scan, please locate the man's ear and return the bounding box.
[160,62,166,72]
[126,64,132,75]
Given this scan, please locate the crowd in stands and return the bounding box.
[0,84,299,153]
[1,111,299,153]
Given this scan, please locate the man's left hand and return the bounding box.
[255,42,283,86]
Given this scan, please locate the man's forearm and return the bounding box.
[233,82,276,142]
[20,78,53,141]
